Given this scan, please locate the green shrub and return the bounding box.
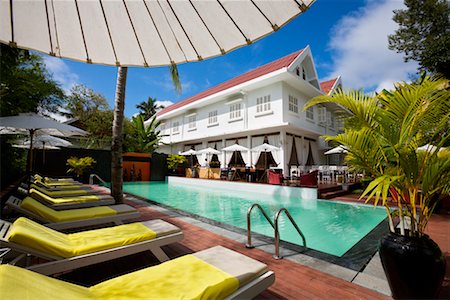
[67,156,96,177]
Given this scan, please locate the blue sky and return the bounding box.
[43,0,417,119]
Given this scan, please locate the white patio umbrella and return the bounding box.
[180,148,198,169]
[324,145,348,155]
[0,0,315,201]
[15,134,73,148]
[0,113,87,173]
[180,149,198,156]
[13,134,72,165]
[251,143,280,152]
[222,144,249,152]
[196,147,221,155]
[416,144,444,153]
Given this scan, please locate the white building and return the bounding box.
[155,46,343,176]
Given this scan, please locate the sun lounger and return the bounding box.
[33,180,88,190]
[28,188,115,210]
[34,174,78,183]
[4,196,140,230]
[28,183,103,197]
[0,217,183,275]
[0,245,274,299]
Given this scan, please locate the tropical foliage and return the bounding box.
[67,156,97,177]
[124,115,164,153]
[64,84,113,149]
[388,0,450,77]
[305,75,450,236]
[0,44,65,117]
[136,97,164,120]
[167,154,186,171]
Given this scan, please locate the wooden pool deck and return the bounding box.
[59,193,449,299]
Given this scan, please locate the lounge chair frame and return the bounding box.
[0,219,183,275]
[5,196,140,230]
[28,190,115,210]
[225,271,275,300]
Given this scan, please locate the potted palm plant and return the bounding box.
[67,156,97,182]
[167,154,186,176]
[306,75,449,299]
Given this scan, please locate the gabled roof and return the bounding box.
[320,78,339,95]
[157,49,304,116]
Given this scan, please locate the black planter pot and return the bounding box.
[379,232,446,299]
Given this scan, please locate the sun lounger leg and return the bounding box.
[150,247,170,262]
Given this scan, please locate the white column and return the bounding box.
[279,130,288,177]
[247,134,252,167]
[221,138,226,168]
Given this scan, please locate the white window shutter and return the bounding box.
[318,107,327,124]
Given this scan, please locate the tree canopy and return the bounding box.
[0,44,65,116]
[64,84,113,149]
[388,0,450,77]
[136,97,164,120]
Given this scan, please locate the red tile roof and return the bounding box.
[157,49,304,116]
[320,78,339,95]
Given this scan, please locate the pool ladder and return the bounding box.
[245,204,307,259]
[89,173,107,186]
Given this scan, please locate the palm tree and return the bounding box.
[130,115,163,153]
[136,97,163,120]
[111,65,180,203]
[305,75,450,236]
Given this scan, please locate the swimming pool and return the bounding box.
[123,180,386,257]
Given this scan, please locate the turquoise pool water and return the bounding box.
[123,181,386,257]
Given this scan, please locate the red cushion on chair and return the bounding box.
[299,170,318,187]
[268,170,282,185]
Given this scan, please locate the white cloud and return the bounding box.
[327,0,418,92]
[43,56,79,92]
[155,100,174,109]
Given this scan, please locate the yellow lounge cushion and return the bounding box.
[7,217,156,257]
[0,265,90,299]
[30,188,104,204]
[31,184,90,196]
[21,197,117,223]
[34,179,84,189]
[45,176,76,183]
[92,254,239,299]
[0,255,239,300]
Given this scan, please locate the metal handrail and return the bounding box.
[89,174,107,186]
[274,208,307,259]
[246,203,275,248]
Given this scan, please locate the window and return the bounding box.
[208,110,218,125]
[160,122,166,134]
[306,106,314,120]
[326,111,335,128]
[187,114,196,130]
[256,95,271,113]
[172,121,179,134]
[229,103,242,120]
[318,106,327,124]
[302,68,307,80]
[288,95,298,113]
